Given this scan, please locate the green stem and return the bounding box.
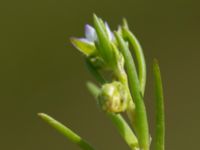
[122,21,146,95]
[153,59,165,150]
[86,82,139,150]
[85,58,106,84]
[38,113,95,150]
[115,32,149,150]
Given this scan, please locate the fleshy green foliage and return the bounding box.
[153,60,165,150]
[38,113,95,150]
[39,15,165,150]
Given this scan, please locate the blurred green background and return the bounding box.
[0,0,199,149]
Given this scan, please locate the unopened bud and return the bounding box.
[98,81,128,113]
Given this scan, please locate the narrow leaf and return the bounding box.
[86,81,100,98]
[107,113,139,150]
[122,23,146,95]
[115,32,149,150]
[38,113,95,150]
[153,59,165,150]
[93,14,114,66]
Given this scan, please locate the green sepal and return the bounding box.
[93,14,115,68]
[71,38,96,56]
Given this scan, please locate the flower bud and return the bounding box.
[98,81,128,113]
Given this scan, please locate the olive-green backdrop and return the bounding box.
[0,0,199,150]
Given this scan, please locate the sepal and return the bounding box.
[71,38,96,56]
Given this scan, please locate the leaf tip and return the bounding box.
[153,58,160,71]
[122,18,129,29]
[38,113,46,119]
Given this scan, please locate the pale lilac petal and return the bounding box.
[105,22,114,41]
[85,24,97,42]
[77,38,93,44]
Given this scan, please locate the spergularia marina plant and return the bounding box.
[39,15,165,150]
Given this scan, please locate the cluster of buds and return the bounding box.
[71,15,132,113]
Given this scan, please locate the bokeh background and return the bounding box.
[0,0,199,150]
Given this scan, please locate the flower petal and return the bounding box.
[71,38,96,56]
[85,24,97,42]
